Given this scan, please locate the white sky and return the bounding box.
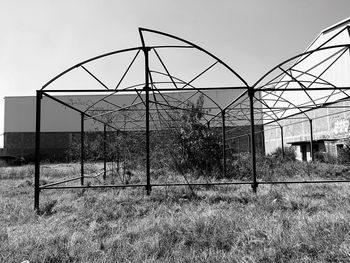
[1,0,350,147]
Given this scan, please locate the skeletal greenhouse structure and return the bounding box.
[34,22,350,211]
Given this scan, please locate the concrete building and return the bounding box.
[3,88,262,161]
[263,18,350,161]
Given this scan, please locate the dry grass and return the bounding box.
[1,163,350,262]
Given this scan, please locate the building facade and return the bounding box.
[263,18,350,161]
[3,89,263,162]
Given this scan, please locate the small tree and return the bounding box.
[171,95,222,176]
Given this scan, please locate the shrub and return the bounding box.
[224,147,298,181]
[314,151,337,164]
[338,146,350,165]
[226,152,252,180]
[269,146,296,162]
[170,95,222,176]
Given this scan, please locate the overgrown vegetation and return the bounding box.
[66,95,223,179]
[65,94,350,183]
[2,162,350,262]
[170,95,222,176]
[23,96,350,261]
[223,146,350,182]
[338,145,350,166]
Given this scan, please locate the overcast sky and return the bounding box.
[1,0,350,147]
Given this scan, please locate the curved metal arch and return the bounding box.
[83,79,224,130]
[207,90,249,124]
[253,44,350,89]
[253,66,348,123]
[185,45,350,125]
[209,82,312,127]
[220,92,290,126]
[258,46,349,112]
[40,33,350,145]
[138,27,249,88]
[258,41,349,92]
[266,70,336,89]
[81,76,224,116]
[258,90,311,122]
[149,70,223,111]
[243,44,350,126]
[42,47,143,90]
[42,28,250,123]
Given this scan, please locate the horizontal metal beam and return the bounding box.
[40,181,254,189]
[39,178,350,190]
[42,86,249,93]
[259,86,350,92]
[258,179,350,185]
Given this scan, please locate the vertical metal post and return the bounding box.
[222,110,226,177]
[237,138,240,156]
[144,47,151,195]
[116,129,120,173]
[34,90,42,212]
[249,88,258,193]
[103,124,107,180]
[261,128,266,155]
[309,119,314,161]
[260,130,264,155]
[280,126,285,158]
[248,135,250,153]
[80,113,85,186]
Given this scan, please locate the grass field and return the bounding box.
[1,162,350,262]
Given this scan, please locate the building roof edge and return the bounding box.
[322,16,350,34]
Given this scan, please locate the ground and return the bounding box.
[1,163,350,262]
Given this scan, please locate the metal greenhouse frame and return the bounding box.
[34,26,350,211]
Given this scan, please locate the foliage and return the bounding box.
[171,95,222,176]
[314,151,338,164]
[67,132,141,162]
[225,147,297,181]
[223,146,350,182]
[226,152,252,180]
[67,131,145,184]
[66,95,222,179]
[338,145,350,165]
[269,146,297,162]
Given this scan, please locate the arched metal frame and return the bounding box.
[34,26,350,211]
